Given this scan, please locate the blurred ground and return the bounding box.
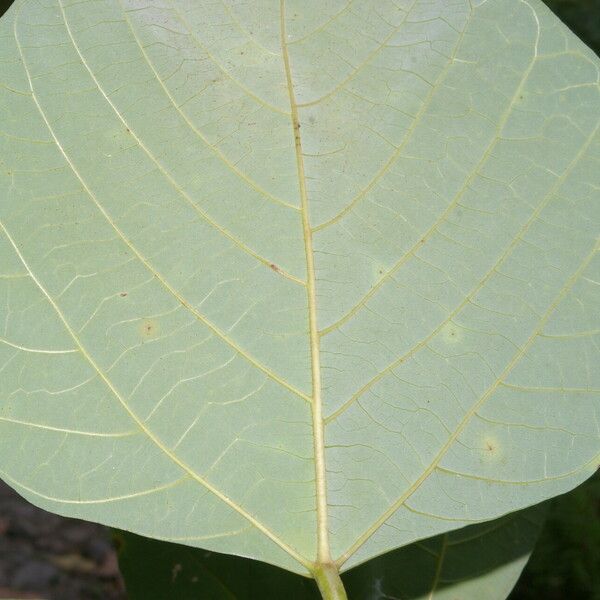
[0,482,125,600]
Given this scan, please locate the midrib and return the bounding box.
[279,1,331,566]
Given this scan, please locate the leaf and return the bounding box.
[116,504,546,599]
[0,0,598,588]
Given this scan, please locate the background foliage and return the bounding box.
[511,472,600,599]
[545,0,600,54]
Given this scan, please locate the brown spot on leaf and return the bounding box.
[140,319,159,339]
[442,323,462,344]
[269,263,281,273]
[120,292,127,297]
[482,435,501,459]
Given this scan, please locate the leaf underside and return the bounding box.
[0,0,598,578]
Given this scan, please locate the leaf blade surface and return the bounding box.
[0,0,598,578]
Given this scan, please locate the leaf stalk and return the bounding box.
[313,562,348,600]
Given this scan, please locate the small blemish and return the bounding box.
[269,263,281,273]
[441,322,463,344]
[481,435,502,461]
[140,319,159,339]
[372,263,387,279]
[120,292,127,297]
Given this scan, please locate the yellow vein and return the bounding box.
[0,471,189,504]
[287,1,353,46]
[296,0,419,108]
[0,217,311,569]
[281,0,331,566]
[14,5,310,404]
[0,416,136,438]
[434,463,597,485]
[219,0,280,56]
[149,524,252,543]
[59,0,304,287]
[118,0,299,213]
[319,16,542,337]
[539,329,600,339]
[402,504,480,523]
[473,413,586,435]
[0,337,78,354]
[325,120,599,422]
[336,241,598,566]
[167,0,290,117]
[312,11,471,233]
[500,382,600,394]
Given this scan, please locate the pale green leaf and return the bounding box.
[0,0,598,585]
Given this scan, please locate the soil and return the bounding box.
[0,481,125,600]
